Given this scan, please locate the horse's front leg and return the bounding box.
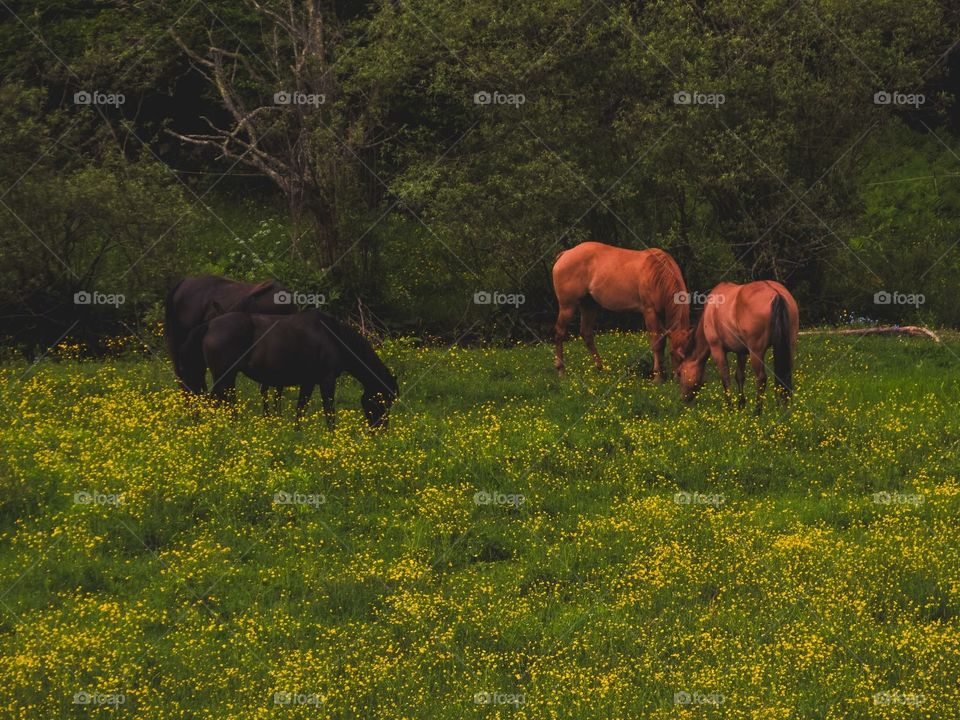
[273,387,282,415]
[260,383,270,416]
[295,384,315,426]
[210,367,236,404]
[319,376,336,430]
[644,309,666,383]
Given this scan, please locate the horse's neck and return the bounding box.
[343,350,389,394]
[665,295,690,332]
[691,320,711,364]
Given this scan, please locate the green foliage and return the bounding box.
[2,0,960,342]
[0,83,190,347]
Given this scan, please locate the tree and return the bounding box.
[166,0,387,268]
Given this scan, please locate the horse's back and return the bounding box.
[553,242,683,312]
[738,282,799,324]
[204,311,255,351]
[171,275,291,325]
[707,281,798,351]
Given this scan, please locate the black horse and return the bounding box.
[165,275,294,393]
[182,310,398,429]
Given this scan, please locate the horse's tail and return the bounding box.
[770,293,793,400]
[178,320,211,394]
[164,279,186,376]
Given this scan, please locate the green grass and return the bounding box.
[1,331,959,718]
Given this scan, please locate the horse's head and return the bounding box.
[678,358,705,403]
[361,372,398,430]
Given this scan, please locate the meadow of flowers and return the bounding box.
[1,332,959,718]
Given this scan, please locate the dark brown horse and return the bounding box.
[165,275,294,393]
[678,281,799,414]
[552,242,692,381]
[184,310,398,429]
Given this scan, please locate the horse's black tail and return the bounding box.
[770,293,793,401]
[164,279,186,378]
[178,321,211,394]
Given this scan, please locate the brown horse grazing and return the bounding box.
[552,242,692,381]
[165,275,294,393]
[183,310,398,429]
[678,281,799,414]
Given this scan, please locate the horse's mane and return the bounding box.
[312,312,397,394]
[649,249,690,332]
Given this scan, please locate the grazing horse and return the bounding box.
[552,242,692,381]
[678,281,799,414]
[183,310,398,429]
[165,275,294,393]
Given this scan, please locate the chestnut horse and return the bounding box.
[678,281,799,413]
[165,275,294,393]
[552,242,691,381]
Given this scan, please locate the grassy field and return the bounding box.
[1,331,959,719]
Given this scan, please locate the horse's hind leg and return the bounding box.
[579,300,603,371]
[273,387,282,414]
[735,353,747,410]
[554,303,576,375]
[749,350,767,416]
[711,347,733,408]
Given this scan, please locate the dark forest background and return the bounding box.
[3,0,960,351]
